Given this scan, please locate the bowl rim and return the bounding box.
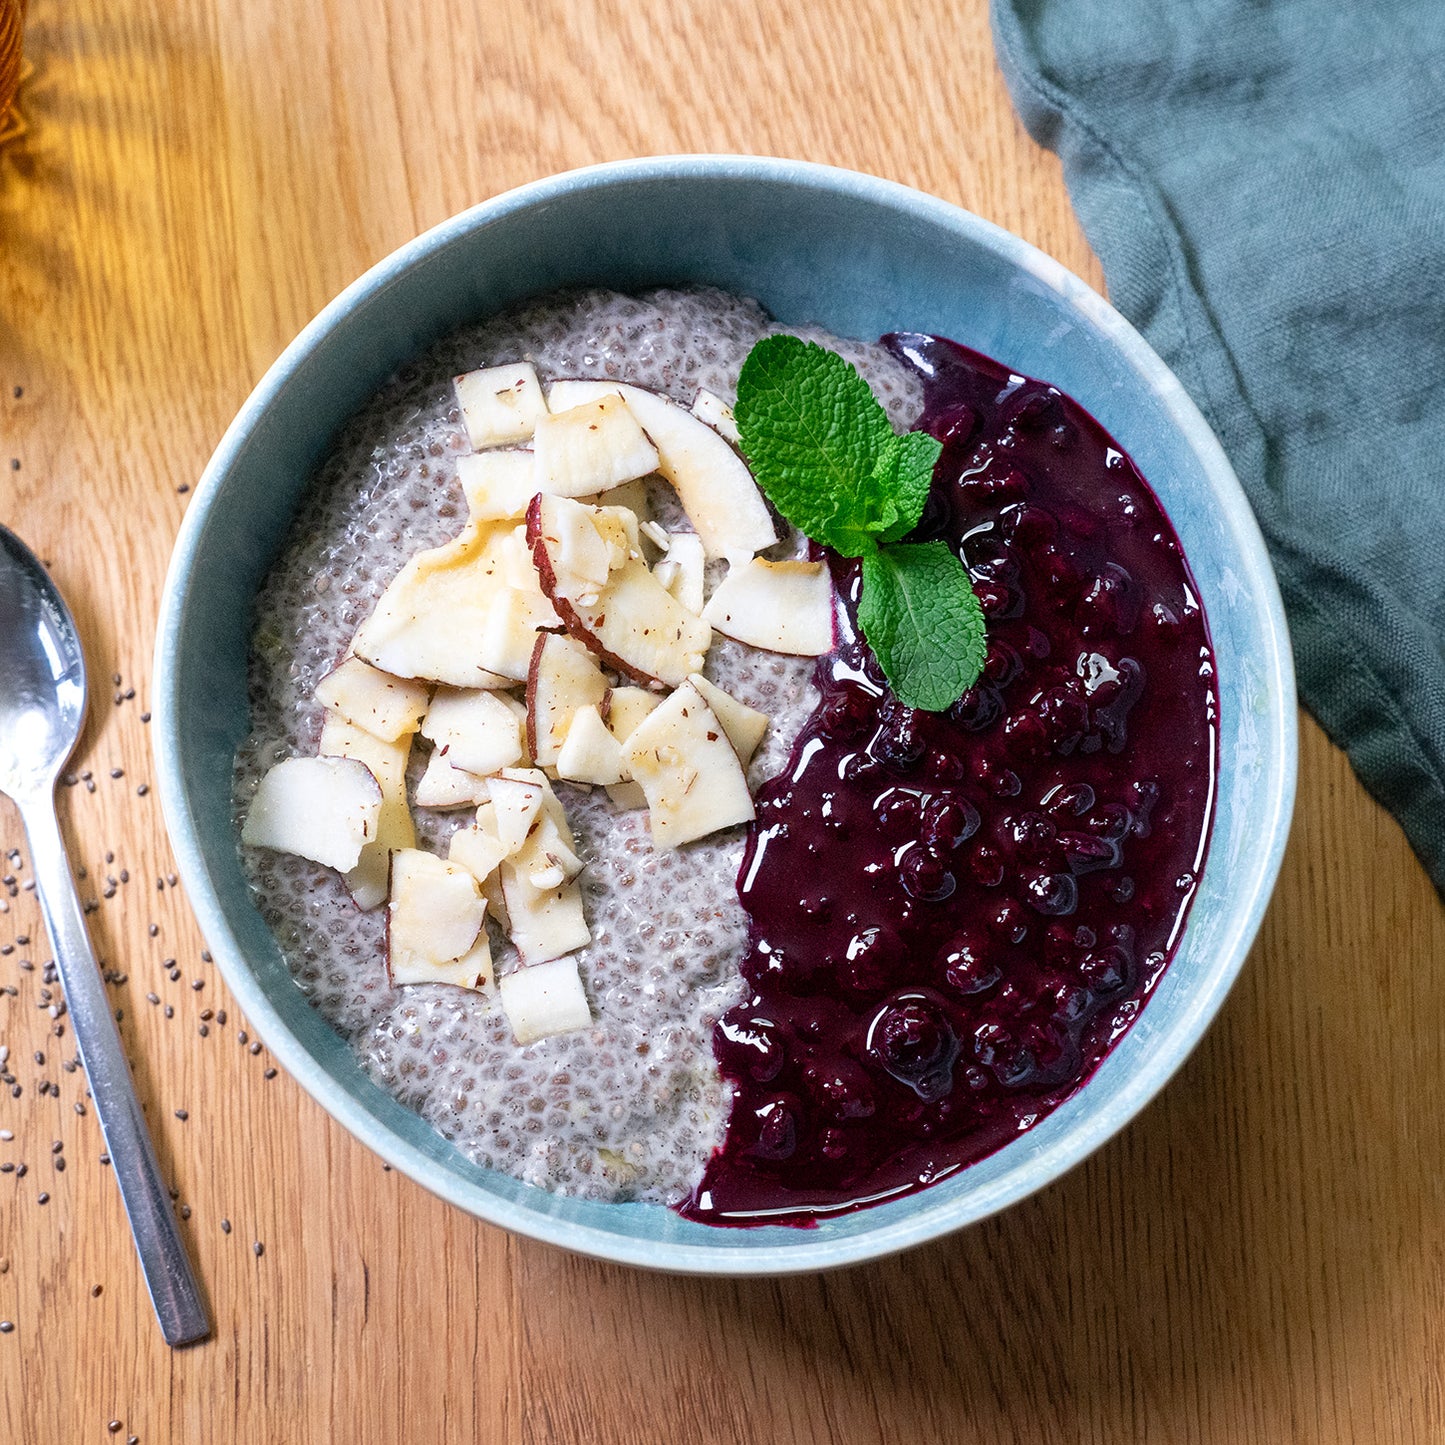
[154,154,1297,1274]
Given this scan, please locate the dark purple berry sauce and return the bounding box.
[680,333,1218,1227]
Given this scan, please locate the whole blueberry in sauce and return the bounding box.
[681,334,1217,1227]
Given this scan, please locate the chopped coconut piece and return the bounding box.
[620,680,756,848]
[605,687,663,743]
[547,379,775,563]
[454,362,547,449]
[527,632,609,768]
[241,755,383,873]
[687,673,769,764]
[317,716,416,909]
[413,748,493,810]
[654,531,706,615]
[315,657,430,741]
[387,849,491,989]
[457,449,540,522]
[556,703,628,786]
[420,686,525,777]
[499,956,592,1044]
[690,387,740,443]
[701,558,835,655]
[532,394,660,497]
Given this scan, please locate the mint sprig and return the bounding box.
[734,335,986,711]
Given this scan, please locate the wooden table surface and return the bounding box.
[3,0,1443,1440]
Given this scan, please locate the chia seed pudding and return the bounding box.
[235,287,923,1203]
[236,286,1215,1224]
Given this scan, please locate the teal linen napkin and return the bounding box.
[992,0,1445,895]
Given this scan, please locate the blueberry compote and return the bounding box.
[681,334,1217,1226]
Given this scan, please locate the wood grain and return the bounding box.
[1,0,1442,1440]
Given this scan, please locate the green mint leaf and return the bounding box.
[875,430,943,543]
[735,335,898,556]
[858,542,986,711]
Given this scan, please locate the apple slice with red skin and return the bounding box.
[527,493,710,688]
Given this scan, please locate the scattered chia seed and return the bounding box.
[91,1284,102,1297]
[199,1009,213,1021]
[111,674,121,687]
[164,1005,174,1019]
[136,784,148,796]
[178,483,190,493]
[220,1219,231,1234]
[264,1068,277,1080]
[108,1422,121,1435]
[51,1140,62,1153]
[141,712,151,723]
[110,769,123,780]
[168,969,180,982]
[237,1030,248,1045]
[0,1321,12,1333]
[191,979,204,991]
[146,992,159,1005]
[197,1025,208,1038]
[36,1191,48,1204]
[174,1110,188,1121]
[180,1204,191,1220]
[74,1102,85,1115]
[216,1010,227,1025]
[201,951,212,963]
[148,923,158,937]
[249,1042,261,1055]
[14,1163,26,1177]
[105,851,115,864]
[54,1158,64,1172]
[99,1154,109,1166]
[120,870,129,884]
[0,1163,13,1174]
[253,1241,264,1257]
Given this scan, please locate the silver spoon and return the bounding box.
[0,525,209,1347]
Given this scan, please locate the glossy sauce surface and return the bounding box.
[682,333,1217,1226]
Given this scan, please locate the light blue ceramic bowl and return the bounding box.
[154,156,1296,1273]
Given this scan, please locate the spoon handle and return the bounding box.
[19,791,210,1347]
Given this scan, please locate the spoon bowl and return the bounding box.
[0,525,209,1345]
[0,529,86,797]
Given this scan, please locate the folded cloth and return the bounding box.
[993,0,1445,896]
